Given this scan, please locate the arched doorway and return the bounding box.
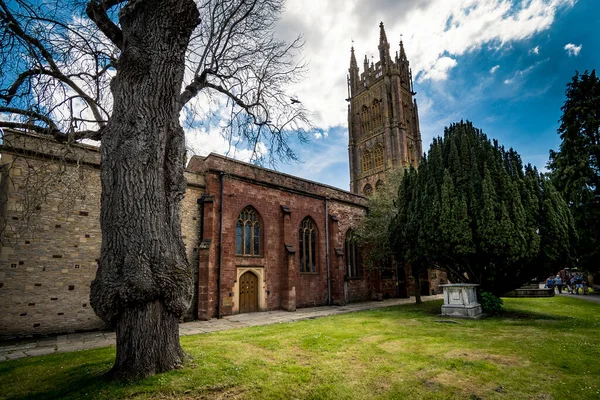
[239,271,259,313]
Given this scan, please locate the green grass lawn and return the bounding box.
[1,297,599,400]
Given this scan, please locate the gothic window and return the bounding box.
[372,99,383,128]
[299,217,317,273]
[360,105,369,133]
[373,143,384,170]
[408,141,416,166]
[361,150,372,173]
[375,180,384,191]
[363,184,373,196]
[345,229,360,279]
[236,206,261,256]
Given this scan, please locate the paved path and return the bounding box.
[0,295,443,362]
[556,292,600,303]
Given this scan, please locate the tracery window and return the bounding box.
[236,207,261,256]
[372,99,383,128]
[360,105,370,133]
[299,217,317,273]
[375,180,384,192]
[373,143,384,170]
[363,184,373,196]
[361,150,372,173]
[345,230,360,279]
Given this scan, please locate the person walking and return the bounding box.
[555,275,563,294]
[574,273,584,295]
[546,276,555,291]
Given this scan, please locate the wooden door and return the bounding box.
[239,272,258,313]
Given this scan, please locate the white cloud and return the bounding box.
[490,65,500,74]
[502,58,549,85]
[564,43,582,56]
[421,57,458,81]
[277,0,576,131]
[313,130,329,140]
[185,124,267,164]
[529,45,540,55]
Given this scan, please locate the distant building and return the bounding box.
[348,22,422,195]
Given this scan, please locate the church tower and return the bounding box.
[347,22,422,195]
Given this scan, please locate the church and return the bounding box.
[0,24,445,337]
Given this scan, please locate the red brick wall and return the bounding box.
[197,153,375,317]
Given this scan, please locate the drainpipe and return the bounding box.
[325,198,331,306]
[217,172,225,319]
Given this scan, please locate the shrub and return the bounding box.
[479,291,503,315]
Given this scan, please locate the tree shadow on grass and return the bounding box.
[497,310,572,321]
[380,299,445,317]
[7,363,127,400]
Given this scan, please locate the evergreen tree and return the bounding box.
[548,70,600,275]
[390,121,575,295]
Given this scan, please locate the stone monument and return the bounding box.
[440,283,483,318]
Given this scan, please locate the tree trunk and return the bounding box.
[413,265,422,304]
[89,0,199,381]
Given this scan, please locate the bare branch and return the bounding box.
[86,0,125,50]
[0,105,58,130]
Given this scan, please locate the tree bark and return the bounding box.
[413,265,422,304]
[89,0,199,381]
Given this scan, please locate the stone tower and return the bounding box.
[347,22,422,195]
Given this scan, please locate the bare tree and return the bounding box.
[1,0,311,380]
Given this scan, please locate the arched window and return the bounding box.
[345,230,360,279]
[361,150,372,173]
[299,217,317,273]
[360,105,369,133]
[363,184,373,196]
[375,180,384,192]
[373,143,384,170]
[372,99,383,128]
[236,207,261,256]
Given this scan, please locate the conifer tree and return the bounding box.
[390,121,576,295]
[549,70,600,275]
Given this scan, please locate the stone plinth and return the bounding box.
[440,284,482,318]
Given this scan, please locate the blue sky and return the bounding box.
[201,0,598,191]
[2,1,597,193]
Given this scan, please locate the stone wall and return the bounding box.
[0,134,205,337]
[1,135,424,337]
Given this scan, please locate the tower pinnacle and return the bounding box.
[350,46,358,70]
[399,39,407,61]
[378,22,391,65]
[379,21,389,46]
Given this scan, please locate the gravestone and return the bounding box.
[440,283,483,318]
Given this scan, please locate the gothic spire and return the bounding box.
[399,38,407,62]
[379,21,389,46]
[378,22,391,66]
[350,46,358,70]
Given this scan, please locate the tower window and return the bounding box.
[363,184,373,196]
[236,207,261,256]
[372,99,383,129]
[373,144,384,170]
[361,150,373,173]
[360,105,370,133]
[299,217,317,273]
